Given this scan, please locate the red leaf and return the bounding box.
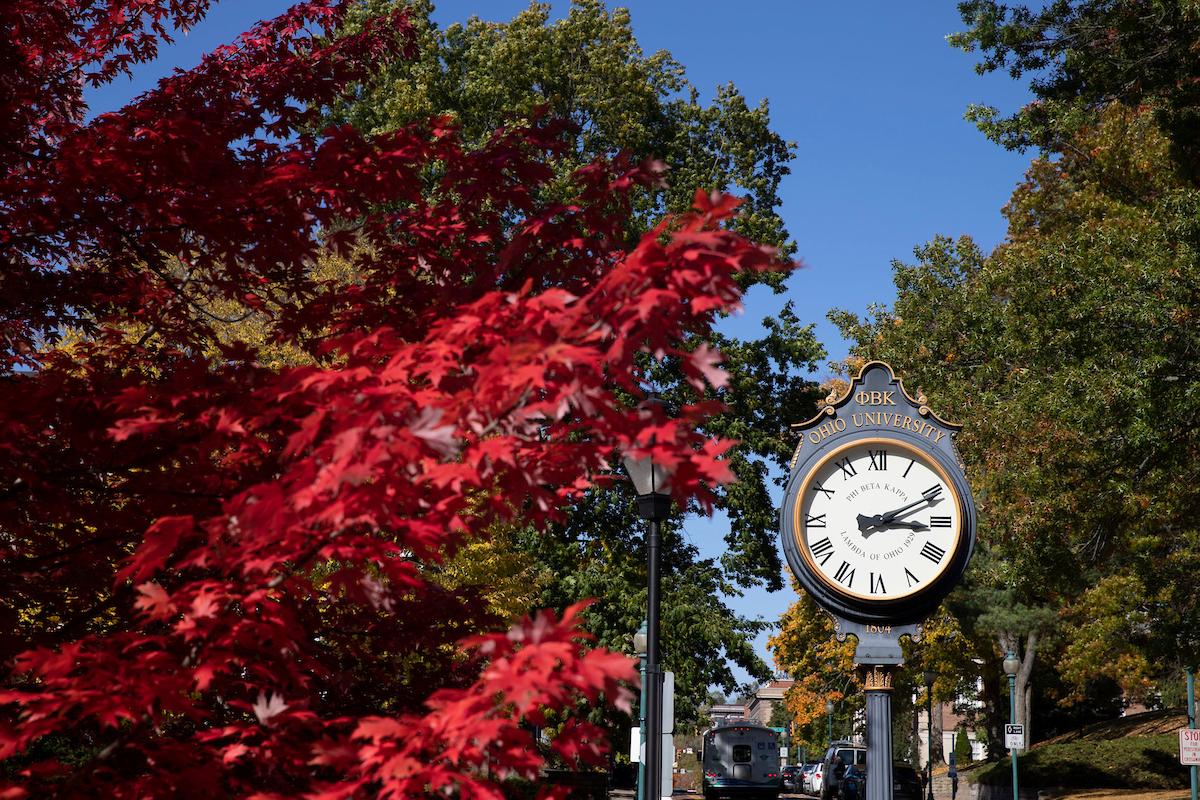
[133,582,176,621]
[116,515,194,584]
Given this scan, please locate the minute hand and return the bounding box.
[877,488,942,525]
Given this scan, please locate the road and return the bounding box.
[612,792,811,800]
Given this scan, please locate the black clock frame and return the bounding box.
[779,362,977,625]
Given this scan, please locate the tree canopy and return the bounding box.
[824,103,1200,749]
[325,0,826,717]
[774,3,1200,756]
[952,0,1200,181]
[950,0,1200,178]
[0,1,790,795]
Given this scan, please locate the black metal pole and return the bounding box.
[645,515,662,800]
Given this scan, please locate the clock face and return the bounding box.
[794,437,963,602]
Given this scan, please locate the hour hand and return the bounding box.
[856,513,882,533]
[859,514,929,536]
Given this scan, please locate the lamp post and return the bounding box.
[634,621,648,800]
[1188,666,1197,800]
[825,700,834,744]
[924,670,936,800]
[1003,651,1020,800]
[624,435,672,800]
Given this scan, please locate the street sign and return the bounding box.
[1179,728,1200,765]
[1004,723,1025,750]
[630,725,642,763]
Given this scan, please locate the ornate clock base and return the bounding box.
[834,616,923,800]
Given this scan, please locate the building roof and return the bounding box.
[754,679,794,701]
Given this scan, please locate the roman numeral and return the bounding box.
[920,541,946,563]
[923,485,943,501]
[930,516,952,528]
[903,459,916,478]
[812,481,834,499]
[867,449,888,471]
[805,513,826,528]
[870,572,886,595]
[905,568,920,587]
[835,457,857,480]
[833,560,855,587]
[810,536,834,566]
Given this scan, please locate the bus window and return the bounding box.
[733,745,753,764]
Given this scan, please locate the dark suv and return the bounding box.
[781,765,803,792]
[891,763,923,800]
[819,742,866,800]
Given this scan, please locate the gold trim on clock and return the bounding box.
[790,360,963,433]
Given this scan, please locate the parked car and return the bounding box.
[800,763,819,795]
[891,763,923,800]
[781,765,803,792]
[808,761,824,796]
[838,765,867,800]
[818,742,866,800]
[831,762,922,800]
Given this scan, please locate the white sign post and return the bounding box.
[661,733,674,799]
[1180,728,1200,765]
[662,672,674,734]
[1004,723,1025,751]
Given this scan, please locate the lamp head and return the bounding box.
[1002,651,1020,676]
[633,620,648,655]
[923,669,935,689]
[622,452,672,498]
[825,700,834,714]
[622,396,673,519]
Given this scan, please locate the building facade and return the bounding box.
[747,679,794,726]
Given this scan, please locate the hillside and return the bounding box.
[973,709,1194,792]
[1040,709,1190,745]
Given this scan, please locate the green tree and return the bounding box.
[955,725,972,764]
[327,0,825,727]
[951,0,1200,181]
[830,104,1200,753]
[336,0,796,274]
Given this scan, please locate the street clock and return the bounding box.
[780,361,976,624]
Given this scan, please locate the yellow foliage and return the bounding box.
[768,581,859,728]
[433,525,550,623]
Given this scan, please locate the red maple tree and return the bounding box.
[0,2,787,797]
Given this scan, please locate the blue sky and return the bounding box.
[86,2,1035,690]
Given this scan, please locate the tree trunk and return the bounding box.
[1018,631,1037,743]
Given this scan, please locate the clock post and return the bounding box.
[780,362,976,800]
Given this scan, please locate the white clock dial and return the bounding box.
[794,438,962,601]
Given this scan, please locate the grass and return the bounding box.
[973,733,1191,790]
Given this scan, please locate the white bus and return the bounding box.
[700,718,782,800]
